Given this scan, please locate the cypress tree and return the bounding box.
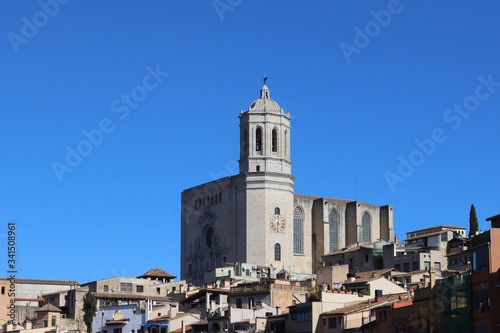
[469,204,478,238]
[83,291,97,333]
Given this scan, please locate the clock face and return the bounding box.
[271,215,286,233]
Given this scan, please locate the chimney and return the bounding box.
[347,273,356,282]
[375,290,383,302]
[429,268,436,289]
[170,304,178,318]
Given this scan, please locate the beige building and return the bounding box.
[81,269,186,300]
[181,82,394,286]
[0,278,77,324]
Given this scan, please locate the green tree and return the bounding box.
[308,291,319,302]
[469,204,478,238]
[83,291,97,333]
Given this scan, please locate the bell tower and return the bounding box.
[236,79,296,272]
[239,80,292,174]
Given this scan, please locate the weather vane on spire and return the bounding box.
[263,74,268,85]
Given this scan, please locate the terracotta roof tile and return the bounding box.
[355,269,396,279]
[137,268,177,279]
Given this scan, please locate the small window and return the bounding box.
[156,288,161,294]
[120,283,132,292]
[274,243,281,261]
[275,207,280,215]
[365,254,369,262]
[256,165,260,172]
[1,286,4,294]
[103,285,108,292]
[51,316,56,327]
[136,285,144,292]
[236,298,242,308]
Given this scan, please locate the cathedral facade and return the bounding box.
[180,83,394,286]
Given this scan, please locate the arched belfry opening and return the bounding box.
[272,128,278,152]
[256,127,262,152]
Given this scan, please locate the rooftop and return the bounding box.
[37,304,61,313]
[137,268,177,279]
[406,224,466,235]
[0,278,78,286]
[321,294,408,315]
[322,243,374,256]
[294,194,378,207]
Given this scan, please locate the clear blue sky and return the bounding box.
[1,1,499,283]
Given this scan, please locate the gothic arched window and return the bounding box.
[272,128,277,152]
[256,127,262,152]
[362,212,370,243]
[275,207,280,215]
[329,209,338,253]
[274,243,281,261]
[293,207,303,254]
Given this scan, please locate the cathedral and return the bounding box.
[180,81,394,286]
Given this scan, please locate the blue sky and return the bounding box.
[1,1,499,283]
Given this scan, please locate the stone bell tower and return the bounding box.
[236,79,296,271]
